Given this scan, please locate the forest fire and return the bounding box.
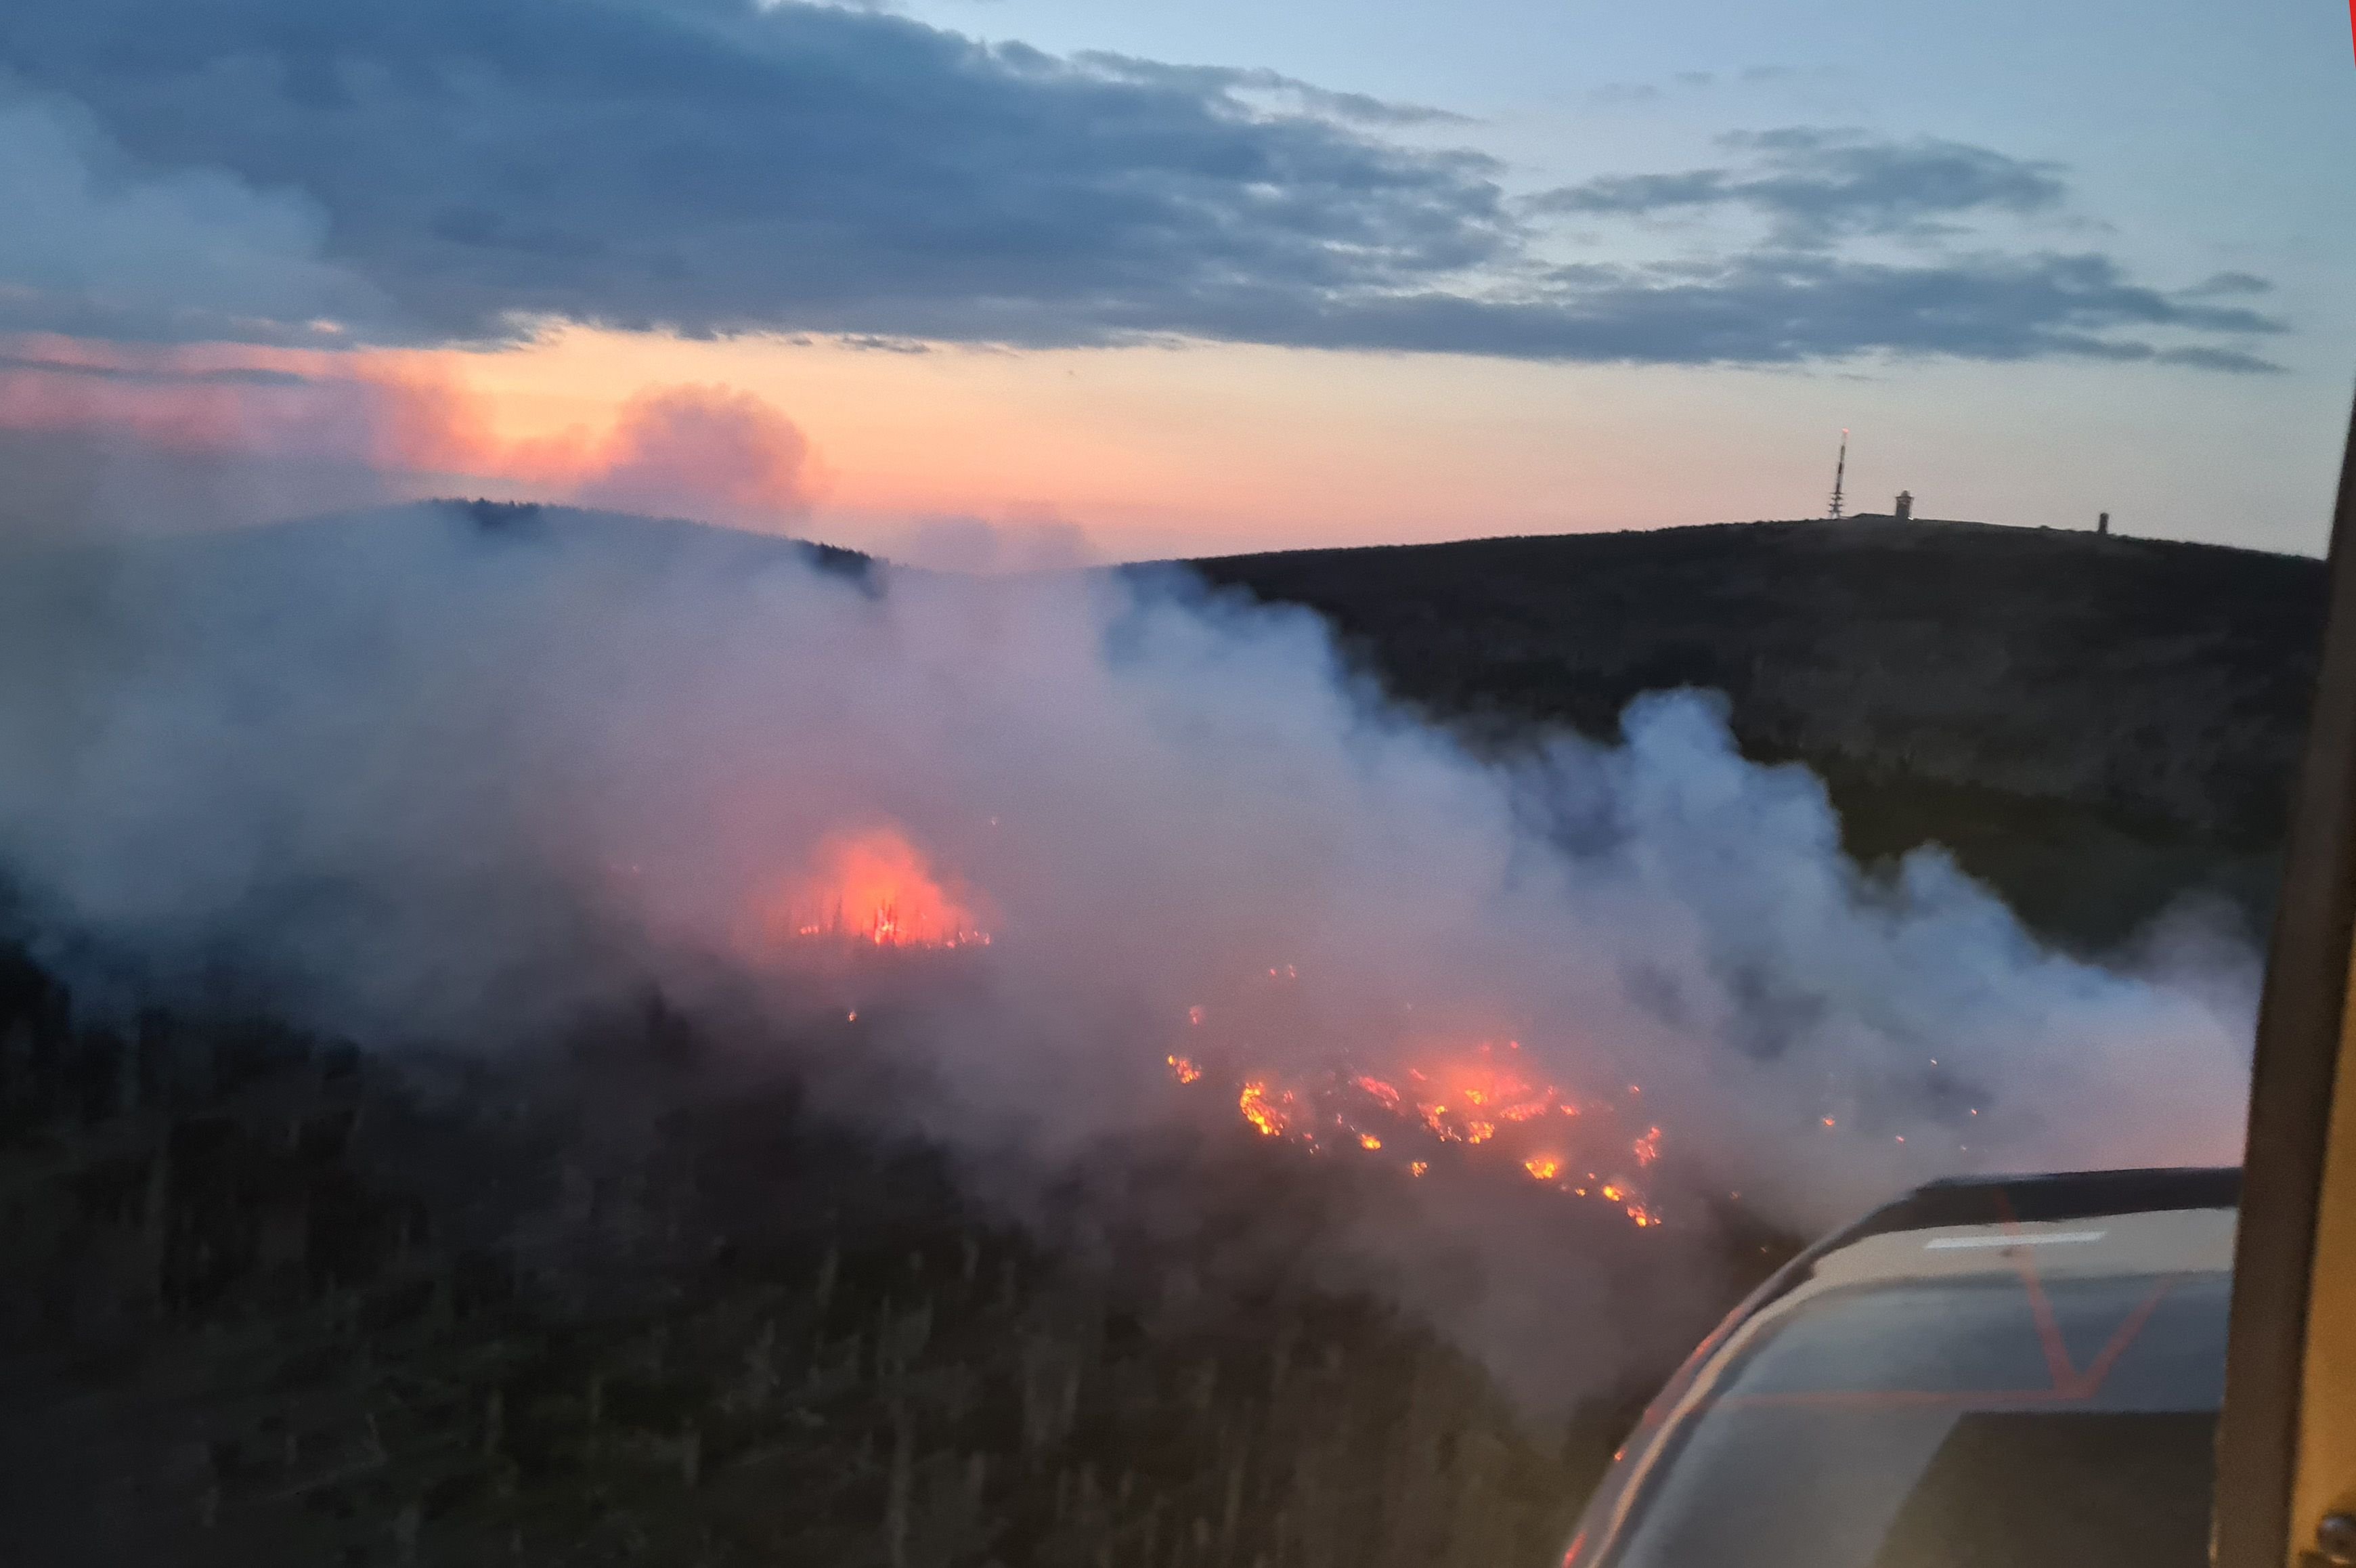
[773,827,990,949]
[1239,1080,1302,1139]
[1173,1026,1666,1228]
[760,829,1668,1227]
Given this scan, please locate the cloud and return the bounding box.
[0,340,499,540]
[2184,271,2273,297]
[0,0,1511,348]
[0,2,2286,370]
[1529,127,2069,247]
[1157,251,2286,370]
[1071,54,1472,128]
[575,385,816,523]
[0,338,821,536]
[1588,66,1813,106]
[0,81,389,343]
[0,338,408,464]
[0,347,313,388]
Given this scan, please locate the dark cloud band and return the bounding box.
[0,0,2285,370]
[1529,128,2072,246]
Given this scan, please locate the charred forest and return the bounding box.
[0,510,2313,1567]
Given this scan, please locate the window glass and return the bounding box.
[1606,1269,2231,1568]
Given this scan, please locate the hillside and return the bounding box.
[0,504,2317,1565]
[1185,519,2328,947]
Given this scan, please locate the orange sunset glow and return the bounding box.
[0,318,2325,561]
[0,323,1896,562]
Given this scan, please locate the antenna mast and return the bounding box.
[1828,429,1848,519]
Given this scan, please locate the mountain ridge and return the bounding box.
[1181,517,2324,945]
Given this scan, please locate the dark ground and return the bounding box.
[0,510,2325,1565]
[0,970,1719,1568]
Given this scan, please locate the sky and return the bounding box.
[0,0,2349,561]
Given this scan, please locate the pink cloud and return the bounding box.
[575,383,816,523]
[0,339,820,535]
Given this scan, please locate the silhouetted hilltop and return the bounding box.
[1185,519,2326,945]
[439,500,876,582]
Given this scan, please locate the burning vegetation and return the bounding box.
[764,823,1672,1228]
[738,826,1678,1230]
[773,829,990,951]
[1185,1042,1662,1229]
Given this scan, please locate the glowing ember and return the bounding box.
[778,828,988,949]
[1239,1081,1300,1139]
[1407,1052,1577,1144]
[1183,1025,1663,1227]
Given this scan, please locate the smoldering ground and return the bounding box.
[0,501,2256,1412]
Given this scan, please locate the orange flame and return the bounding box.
[1187,1029,1662,1228]
[1239,1081,1299,1139]
[1167,1055,1204,1085]
[777,828,988,949]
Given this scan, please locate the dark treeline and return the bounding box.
[0,949,1733,1567]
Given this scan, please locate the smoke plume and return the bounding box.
[0,502,2256,1402]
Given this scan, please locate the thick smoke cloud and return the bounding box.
[0,506,2254,1393]
[0,0,2284,368]
[0,507,2253,1179]
[575,384,818,523]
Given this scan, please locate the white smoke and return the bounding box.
[0,502,2256,1393]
